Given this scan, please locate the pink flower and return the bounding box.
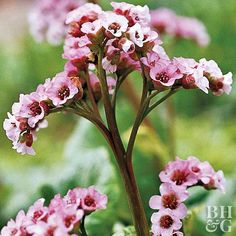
[151,8,177,34]
[101,12,128,38]
[13,131,36,156]
[1,210,29,236]
[27,214,70,236]
[175,16,210,46]
[66,3,102,25]
[111,2,150,27]
[29,0,84,45]
[149,183,188,219]
[210,72,233,96]
[151,209,182,236]
[129,5,151,27]
[118,38,135,54]
[46,72,79,106]
[149,59,182,88]
[78,186,108,213]
[81,20,102,38]
[64,61,79,77]
[27,198,48,224]
[36,78,52,100]
[111,2,133,15]
[150,8,210,47]
[128,23,144,47]
[198,161,225,192]
[173,57,209,93]
[12,93,47,128]
[63,36,91,62]
[3,113,21,142]
[159,158,199,187]
[199,59,233,95]
[102,45,120,73]
[102,57,117,73]
[199,58,223,78]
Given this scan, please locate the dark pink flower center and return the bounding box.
[64,215,76,228]
[108,23,121,33]
[156,72,169,83]
[162,193,178,209]
[33,210,43,221]
[135,31,140,39]
[20,133,33,147]
[160,215,174,229]
[29,102,42,116]
[11,229,18,235]
[192,166,200,173]
[58,86,70,100]
[171,169,189,185]
[84,195,96,207]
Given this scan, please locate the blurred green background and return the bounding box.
[0,0,235,235]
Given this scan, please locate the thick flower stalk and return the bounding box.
[0,186,107,236]
[149,156,225,236]
[4,2,233,236]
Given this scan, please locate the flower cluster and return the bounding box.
[3,72,83,155]
[149,156,225,236]
[63,2,157,75]
[141,50,233,95]
[150,8,210,46]
[1,186,107,236]
[4,2,233,154]
[28,0,85,45]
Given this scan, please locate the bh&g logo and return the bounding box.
[206,206,233,233]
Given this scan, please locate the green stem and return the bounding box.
[145,90,177,117]
[80,216,88,236]
[97,48,150,236]
[84,71,102,120]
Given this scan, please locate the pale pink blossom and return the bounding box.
[210,72,233,96]
[152,44,170,60]
[3,112,21,142]
[102,57,117,73]
[78,186,108,213]
[63,36,91,62]
[0,210,29,236]
[81,20,102,36]
[66,3,102,25]
[64,61,79,77]
[12,93,47,128]
[27,198,48,224]
[159,157,199,187]
[46,72,79,106]
[151,209,182,236]
[101,12,128,38]
[111,2,133,15]
[149,183,188,219]
[150,8,210,46]
[27,214,69,236]
[118,38,135,54]
[198,161,225,192]
[175,16,210,46]
[111,2,150,27]
[129,5,151,27]
[199,58,223,78]
[173,57,209,93]
[150,8,177,35]
[29,0,84,45]
[149,59,182,87]
[13,131,36,156]
[128,23,144,47]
